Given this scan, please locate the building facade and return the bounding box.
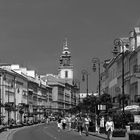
[0,64,52,125]
[41,39,79,113]
[100,27,140,108]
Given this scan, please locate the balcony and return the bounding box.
[135,95,140,103]
[133,65,140,73]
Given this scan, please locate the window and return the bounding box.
[65,71,68,78]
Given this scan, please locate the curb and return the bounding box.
[88,132,107,139]
[74,129,107,139]
[82,131,107,139]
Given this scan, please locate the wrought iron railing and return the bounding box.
[135,95,140,102]
[133,65,140,73]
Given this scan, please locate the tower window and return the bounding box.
[65,71,68,78]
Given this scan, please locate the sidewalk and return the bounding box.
[0,125,129,140]
[0,123,43,140]
[85,131,129,140]
[0,128,17,140]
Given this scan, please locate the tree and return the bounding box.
[99,93,112,112]
[118,94,129,107]
[89,95,98,114]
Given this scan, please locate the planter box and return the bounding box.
[0,125,5,132]
[112,129,126,137]
[129,130,140,140]
[100,127,106,133]
[88,126,95,132]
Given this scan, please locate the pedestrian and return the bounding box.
[57,117,62,132]
[77,116,83,135]
[67,114,72,131]
[46,117,49,124]
[62,117,67,130]
[84,115,91,136]
[105,117,114,140]
[71,115,75,130]
[97,116,100,134]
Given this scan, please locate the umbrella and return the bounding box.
[121,105,140,112]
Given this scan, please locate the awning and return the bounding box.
[121,105,140,112]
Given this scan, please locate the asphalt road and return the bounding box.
[12,123,104,140]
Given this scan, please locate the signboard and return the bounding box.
[98,105,106,110]
[134,115,140,123]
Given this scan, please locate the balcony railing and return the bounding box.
[135,95,140,103]
[133,65,140,73]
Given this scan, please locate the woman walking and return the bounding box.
[57,117,62,132]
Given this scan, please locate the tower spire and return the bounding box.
[63,37,68,51]
[58,38,73,84]
[62,38,70,55]
[65,37,67,47]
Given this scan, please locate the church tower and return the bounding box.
[58,39,73,84]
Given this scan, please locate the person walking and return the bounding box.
[57,117,62,132]
[62,117,67,130]
[67,114,72,131]
[84,115,91,136]
[77,116,83,135]
[46,117,50,125]
[105,117,114,140]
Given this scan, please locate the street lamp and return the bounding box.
[92,58,101,130]
[112,38,128,128]
[92,58,101,96]
[81,70,89,97]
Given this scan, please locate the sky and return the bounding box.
[0,0,140,93]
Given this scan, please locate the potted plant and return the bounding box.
[112,128,126,137]
[129,130,140,140]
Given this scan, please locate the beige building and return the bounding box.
[0,64,52,124]
[101,27,140,108]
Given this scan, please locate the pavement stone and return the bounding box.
[0,124,40,140]
[88,131,129,140]
[0,125,129,140]
[0,129,13,140]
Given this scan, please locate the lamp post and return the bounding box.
[92,58,101,97]
[92,58,101,130]
[0,74,2,125]
[81,70,89,97]
[113,38,127,128]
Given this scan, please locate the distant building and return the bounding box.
[41,39,79,113]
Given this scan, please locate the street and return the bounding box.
[12,123,104,140]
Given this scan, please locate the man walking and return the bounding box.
[105,117,114,140]
[84,115,91,136]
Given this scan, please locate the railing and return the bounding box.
[135,95,140,102]
[133,65,140,73]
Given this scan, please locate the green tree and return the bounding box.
[99,93,112,112]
